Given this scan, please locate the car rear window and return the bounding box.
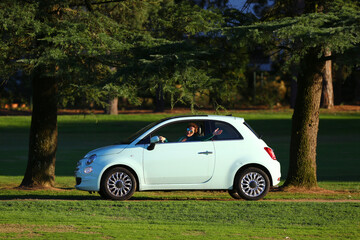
[211,121,243,141]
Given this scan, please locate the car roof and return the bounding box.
[160,115,244,122]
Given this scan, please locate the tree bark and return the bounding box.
[154,83,164,112]
[20,67,58,188]
[321,49,334,109]
[355,71,360,103]
[108,97,118,115]
[289,0,304,109]
[290,74,298,109]
[284,49,324,189]
[293,0,305,15]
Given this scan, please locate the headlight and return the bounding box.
[86,154,97,165]
[84,167,93,174]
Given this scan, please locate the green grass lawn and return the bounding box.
[0,111,359,239]
[0,199,359,239]
[1,111,359,180]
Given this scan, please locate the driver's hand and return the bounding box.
[159,136,166,143]
[213,128,223,136]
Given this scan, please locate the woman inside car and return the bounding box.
[159,122,222,143]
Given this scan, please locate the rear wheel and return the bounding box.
[99,167,136,200]
[235,167,270,201]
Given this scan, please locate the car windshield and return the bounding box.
[119,115,208,144]
[120,120,160,144]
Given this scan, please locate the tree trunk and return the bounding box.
[289,0,304,109]
[290,76,298,109]
[20,68,58,188]
[355,71,360,103]
[154,84,164,112]
[334,66,343,105]
[321,49,334,109]
[108,97,118,115]
[293,0,305,15]
[284,49,324,189]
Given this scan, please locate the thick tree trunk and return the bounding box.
[108,97,118,115]
[290,76,298,109]
[289,0,304,109]
[321,49,334,109]
[284,49,324,189]
[20,68,58,188]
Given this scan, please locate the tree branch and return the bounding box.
[69,0,126,9]
[85,0,93,11]
[89,0,127,5]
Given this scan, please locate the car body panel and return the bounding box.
[143,141,215,184]
[84,145,128,158]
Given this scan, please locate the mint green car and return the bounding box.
[75,115,281,200]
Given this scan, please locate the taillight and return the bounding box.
[264,147,277,160]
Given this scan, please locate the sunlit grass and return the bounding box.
[0,198,359,239]
[1,110,359,240]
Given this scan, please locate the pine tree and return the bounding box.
[0,0,160,187]
[0,0,222,187]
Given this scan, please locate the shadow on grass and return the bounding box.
[0,191,237,201]
[0,194,102,201]
[0,195,216,201]
[0,194,231,201]
[0,189,197,201]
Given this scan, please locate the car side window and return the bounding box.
[211,121,243,141]
[150,121,209,143]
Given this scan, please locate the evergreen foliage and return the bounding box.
[226,2,360,67]
[0,0,226,187]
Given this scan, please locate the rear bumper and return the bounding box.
[270,160,281,186]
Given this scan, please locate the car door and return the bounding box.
[142,121,215,185]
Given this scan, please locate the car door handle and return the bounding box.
[198,151,213,155]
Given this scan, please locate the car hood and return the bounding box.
[84,145,128,158]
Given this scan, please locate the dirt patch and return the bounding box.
[264,199,360,202]
[266,186,360,202]
[182,230,206,236]
[329,105,360,112]
[271,186,341,194]
[0,223,77,233]
[14,185,64,191]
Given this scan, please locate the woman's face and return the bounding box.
[186,127,195,137]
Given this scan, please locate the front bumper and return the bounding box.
[75,158,101,191]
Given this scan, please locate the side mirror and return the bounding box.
[147,136,159,150]
[150,136,160,144]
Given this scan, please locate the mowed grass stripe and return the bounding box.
[0,200,359,239]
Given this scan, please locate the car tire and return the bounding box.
[99,167,136,200]
[228,189,242,199]
[235,167,270,201]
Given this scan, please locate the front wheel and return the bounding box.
[99,167,136,200]
[235,167,270,201]
[228,189,241,199]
